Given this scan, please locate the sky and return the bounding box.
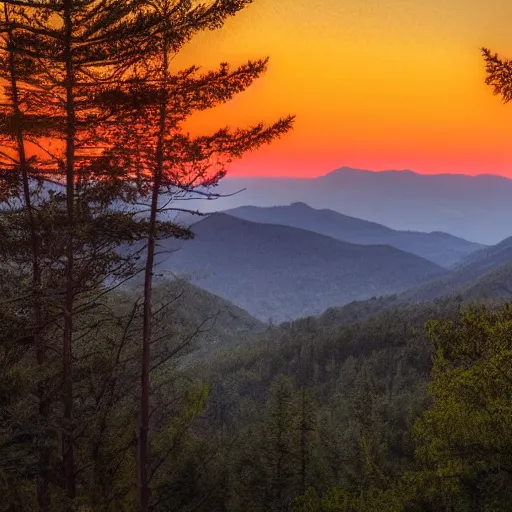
[178,0,512,178]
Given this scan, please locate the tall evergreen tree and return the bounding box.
[105,2,294,509]
[0,1,161,504]
[263,375,296,511]
[0,2,294,510]
[0,4,54,507]
[295,388,317,496]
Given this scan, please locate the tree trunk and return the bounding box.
[3,4,50,509]
[139,39,170,512]
[299,388,307,495]
[139,173,158,512]
[62,0,76,500]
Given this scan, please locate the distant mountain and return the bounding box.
[401,235,512,302]
[302,261,512,332]
[151,214,447,322]
[455,236,512,270]
[175,167,512,244]
[225,203,484,267]
[304,235,512,324]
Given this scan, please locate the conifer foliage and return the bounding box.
[0,1,293,510]
[482,47,512,103]
[104,2,294,509]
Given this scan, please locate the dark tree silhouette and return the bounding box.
[482,47,512,103]
[106,1,294,508]
[0,1,163,503]
[0,1,293,509]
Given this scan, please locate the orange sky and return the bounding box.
[178,0,512,178]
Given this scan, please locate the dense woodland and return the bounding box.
[0,1,511,511]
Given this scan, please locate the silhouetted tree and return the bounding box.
[0,1,160,504]
[482,47,512,103]
[295,388,317,495]
[0,3,51,507]
[104,2,294,509]
[0,2,296,510]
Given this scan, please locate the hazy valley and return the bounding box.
[147,191,512,323]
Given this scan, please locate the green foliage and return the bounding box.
[3,265,512,512]
[405,305,512,511]
[262,375,297,511]
[292,486,403,512]
[292,487,322,512]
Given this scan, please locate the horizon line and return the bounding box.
[226,166,512,180]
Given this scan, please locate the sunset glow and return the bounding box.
[178,0,512,178]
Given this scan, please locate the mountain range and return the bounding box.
[152,213,447,321]
[174,167,512,244]
[135,166,512,322]
[225,202,483,267]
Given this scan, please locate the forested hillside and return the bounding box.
[154,296,512,511]
[455,235,512,268]
[5,253,512,511]
[124,278,265,348]
[401,238,512,302]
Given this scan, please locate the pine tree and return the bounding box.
[295,387,318,496]
[0,4,54,507]
[104,2,294,509]
[0,2,294,509]
[263,375,296,511]
[482,47,512,103]
[0,1,161,504]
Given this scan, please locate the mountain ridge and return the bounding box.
[319,166,512,181]
[151,213,448,321]
[225,203,484,267]
[174,167,512,244]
